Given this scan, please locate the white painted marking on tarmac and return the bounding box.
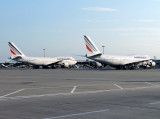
[43,109,109,119]
[1,82,159,93]
[4,92,72,100]
[0,89,25,99]
[149,102,160,105]
[70,86,77,94]
[2,85,160,101]
[145,82,157,86]
[114,84,123,89]
[77,83,114,87]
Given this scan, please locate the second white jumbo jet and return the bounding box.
[84,35,156,69]
[8,42,77,69]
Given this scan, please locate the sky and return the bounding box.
[0,0,160,62]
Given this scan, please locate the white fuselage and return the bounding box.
[15,56,59,66]
[13,56,77,66]
[88,54,151,66]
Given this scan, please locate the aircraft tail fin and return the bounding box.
[84,35,102,57]
[154,56,157,60]
[8,42,25,56]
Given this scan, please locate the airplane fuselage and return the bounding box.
[88,54,151,66]
[15,56,59,66]
[13,56,77,66]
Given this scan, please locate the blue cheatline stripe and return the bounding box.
[8,43,22,55]
[84,37,97,52]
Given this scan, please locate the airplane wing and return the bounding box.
[125,59,151,65]
[47,60,62,66]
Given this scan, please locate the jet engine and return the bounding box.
[61,62,69,68]
[148,61,156,67]
[142,62,147,67]
[143,61,156,69]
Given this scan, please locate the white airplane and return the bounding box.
[84,35,156,69]
[8,42,77,69]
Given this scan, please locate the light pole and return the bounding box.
[43,49,45,57]
[102,46,105,54]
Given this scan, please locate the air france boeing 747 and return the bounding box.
[84,35,156,69]
[8,42,77,69]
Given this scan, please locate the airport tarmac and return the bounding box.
[0,68,160,119]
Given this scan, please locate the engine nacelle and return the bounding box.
[142,62,147,67]
[149,61,156,67]
[62,63,69,68]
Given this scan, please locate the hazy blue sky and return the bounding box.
[0,0,160,62]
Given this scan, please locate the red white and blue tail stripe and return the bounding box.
[84,35,101,55]
[8,42,25,56]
